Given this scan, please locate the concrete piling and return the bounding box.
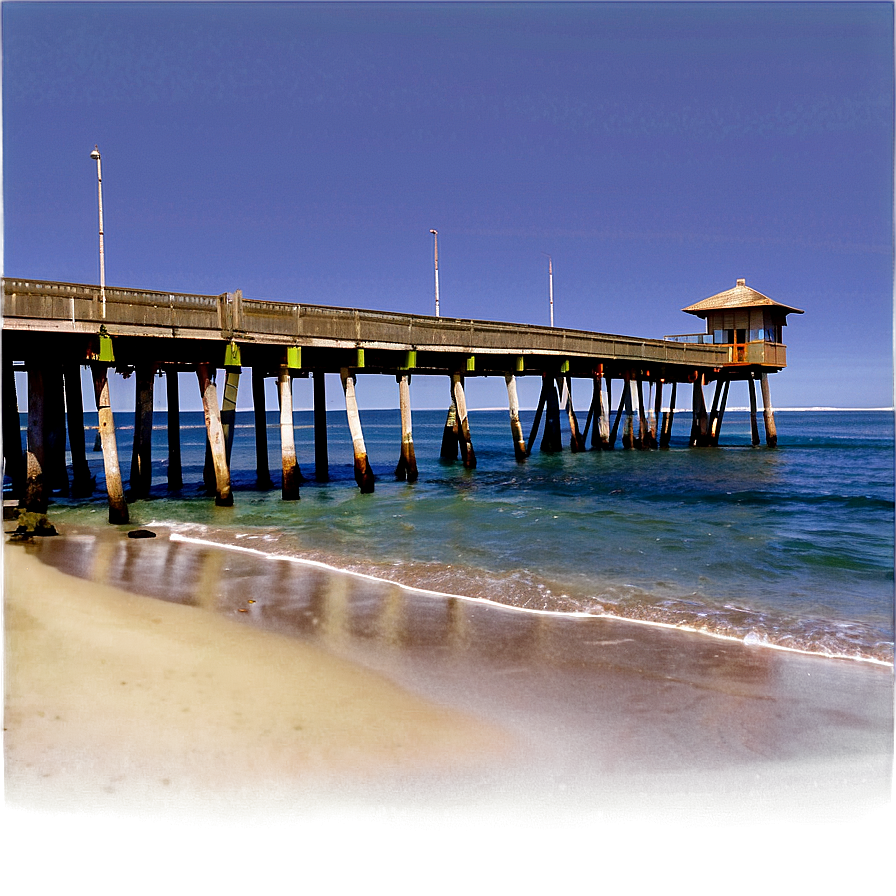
[2,356,24,500]
[748,377,761,447]
[25,365,47,512]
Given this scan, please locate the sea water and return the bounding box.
[11,407,895,665]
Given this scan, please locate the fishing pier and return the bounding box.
[2,277,801,523]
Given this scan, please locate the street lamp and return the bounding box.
[430,229,440,317]
[543,253,554,327]
[90,145,106,319]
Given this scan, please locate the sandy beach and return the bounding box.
[3,526,894,890]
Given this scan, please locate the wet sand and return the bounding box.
[4,525,894,890]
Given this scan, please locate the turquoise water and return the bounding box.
[10,407,895,664]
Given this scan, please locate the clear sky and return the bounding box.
[2,1,893,411]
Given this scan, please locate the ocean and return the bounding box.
[9,405,895,666]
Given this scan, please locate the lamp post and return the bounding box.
[90,145,106,319]
[430,229,440,317]
[544,253,554,327]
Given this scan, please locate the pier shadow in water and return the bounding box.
[25,528,894,815]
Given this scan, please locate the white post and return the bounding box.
[548,256,554,327]
[90,146,106,319]
[430,229,440,317]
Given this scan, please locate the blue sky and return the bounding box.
[3,1,893,411]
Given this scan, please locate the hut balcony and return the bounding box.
[664,331,787,367]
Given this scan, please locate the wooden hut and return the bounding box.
[681,278,803,368]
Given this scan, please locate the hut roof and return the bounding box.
[682,279,804,318]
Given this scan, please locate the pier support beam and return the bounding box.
[277,366,301,500]
[621,375,635,449]
[635,376,647,449]
[559,376,585,452]
[690,375,710,447]
[44,365,69,495]
[2,357,24,500]
[760,372,777,448]
[252,368,273,488]
[314,371,329,483]
[748,378,761,447]
[24,366,47,512]
[165,368,183,490]
[608,379,625,449]
[341,368,375,492]
[91,364,129,523]
[63,363,94,497]
[504,374,527,461]
[395,374,418,482]
[197,362,233,506]
[452,373,477,468]
[660,381,677,449]
[648,380,662,450]
[540,375,563,453]
[221,368,240,467]
[129,363,155,498]
[526,378,547,456]
[440,381,459,461]
[709,380,730,447]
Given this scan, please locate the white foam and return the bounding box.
[165,532,893,667]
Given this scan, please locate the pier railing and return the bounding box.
[2,277,731,368]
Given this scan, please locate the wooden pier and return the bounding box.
[1,277,801,522]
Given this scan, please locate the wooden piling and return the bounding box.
[635,376,647,449]
[2,356,24,500]
[24,366,47,512]
[608,379,625,449]
[252,367,273,488]
[221,368,240,467]
[43,364,69,495]
[621,376,634,449]
[452,373,477,468]
[660,381,677,449]
[540,375,563,453]
[690,375,709,447]
[505,374,528,461]
[63,363,94,497]
[129,363,155,498]
[341,368,375,492]
[395,374,418,481]
[197,361,233,506]
[760,372,777,448]
[748,377,761,447]
[559,376,585,452]
[648,380,662,449]
[440,380,460,461]
[313,370,329,483]
[91,364,129,523]
[277,365,301,500]
[165,368,183,490]
[711,380,730,447]
[525,378,548,456]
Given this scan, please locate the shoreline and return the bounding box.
[166,530,894,667]
[5,524,893,820]
[3,529,893,892]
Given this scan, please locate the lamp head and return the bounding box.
[430,229,437,235]
[90,146,101,160]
